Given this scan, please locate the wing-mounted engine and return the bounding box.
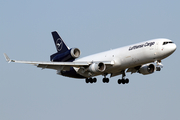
[138,64,156,75]
[50,48,80,62]
[89,62,106,73]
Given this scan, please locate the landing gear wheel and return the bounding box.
[118,79,121,84]
[93,78,97,83]
[118,79,129,84]
[85,78,89,83]
[103,78,109,83]
[106,78,109,83]
[156,67,161,71]
[85,78,97,84]
[125,78,129,84]
[117,70,130,84]
[122,79,126,84]
[89,78,93,84]
[103,78,106,83]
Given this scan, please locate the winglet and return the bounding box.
[3,53,12,63]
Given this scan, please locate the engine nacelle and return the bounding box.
[50,48,80,62]
[70,48,80,58]
[138,64,155,75]
[89,62,106,73]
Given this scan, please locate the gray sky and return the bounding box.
[1,0,179,120]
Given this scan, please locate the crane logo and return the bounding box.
[56,38,63,51]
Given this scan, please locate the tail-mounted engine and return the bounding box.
[89,62,106,73]
[50,48,80,62]
[138,64,155,75]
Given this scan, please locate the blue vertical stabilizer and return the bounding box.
[51,31,77,62]
[52,31,69,53]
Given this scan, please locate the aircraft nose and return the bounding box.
[168,43,177,54]
[171,43,177,52]
[162,42,176,57]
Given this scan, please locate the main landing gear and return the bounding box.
[85,77,109,84]
[117,70,129,84]
[102,78,109,83]
[85,70,130,84]
[85,78,97,83]
[85,71,129,84]
[102,74,109,83]
[117,78,129,84]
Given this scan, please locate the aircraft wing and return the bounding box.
[4,53,114,71]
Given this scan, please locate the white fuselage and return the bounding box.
[75,38,176,77]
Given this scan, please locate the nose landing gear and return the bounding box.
[155,60,163,71]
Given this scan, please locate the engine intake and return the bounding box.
[89,62,106,73]
[138,64,155,75]
[70,48,80,58]
[50,48,80,62]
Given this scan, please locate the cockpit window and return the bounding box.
[163,41,173,45]
[163,42,168,45]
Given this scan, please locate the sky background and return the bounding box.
[1,0,180,120]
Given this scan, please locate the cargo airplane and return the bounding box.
[4,31,177,84]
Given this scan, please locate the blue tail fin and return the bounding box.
[52,31,69,53]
